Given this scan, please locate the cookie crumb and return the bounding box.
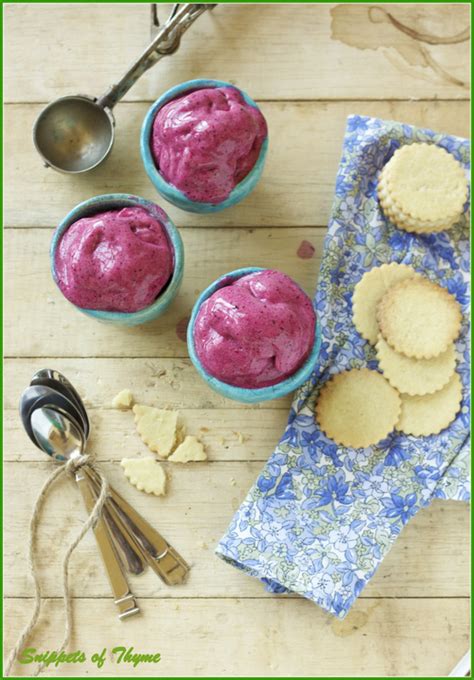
[112,389,134,410]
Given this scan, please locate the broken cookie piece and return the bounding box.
[133,404,178,458]
[112,389,134,409]
[121,457,167,496]
[168,436,207,463]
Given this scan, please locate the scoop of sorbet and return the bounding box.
[193,270,316,388]
[54,207,174,313]
[151,86,267,204]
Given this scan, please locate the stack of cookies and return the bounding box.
[378,143,468,234]
[315,264,463,448]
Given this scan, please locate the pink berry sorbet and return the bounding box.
[151,86,267,204]
[193,270,316,389]
[54,207,174,313]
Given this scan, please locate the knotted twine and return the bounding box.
[5,454,109,677]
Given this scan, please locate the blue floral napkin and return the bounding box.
[216,116,470,618]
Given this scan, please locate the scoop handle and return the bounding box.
[96,4,213,110]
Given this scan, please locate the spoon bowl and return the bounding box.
[33,96,115,173]
[30,407,85,462]
[19,384,87,446]
[30,369,90,438]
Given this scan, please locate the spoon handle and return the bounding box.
[101,502,147,576]
[85,467,190,586]
[75,469,140,619]
[85,470,151,575]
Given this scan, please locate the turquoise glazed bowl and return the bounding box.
[140,79,268,213]
[187,267,322,403]
[50,193,184,327]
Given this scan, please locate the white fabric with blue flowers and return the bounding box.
[215,115,470,619]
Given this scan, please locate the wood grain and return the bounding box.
[3,458,469,599]
[5,407,289,463]
[4,4,470,103]
[4,101,469,229]
[4,358,290,411]
[4,228,323,358]
[4,597,469,677]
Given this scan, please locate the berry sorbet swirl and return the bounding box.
[151,86,267,204]
[193,270,316,388]
[54,207,174,313]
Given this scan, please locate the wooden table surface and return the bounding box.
[4,3,470,677]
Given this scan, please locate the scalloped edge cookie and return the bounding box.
[396,371,462,436]
[376,334,456,396]
[133,404,178,458]
[121,457,167,496]
[169,436,207,463]
[352,263,419,344]
[315,368,401,448]
[377,278,462,359]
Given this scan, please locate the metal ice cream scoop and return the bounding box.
[33,3,215,173]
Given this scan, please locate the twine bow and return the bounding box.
[5,454,109,676]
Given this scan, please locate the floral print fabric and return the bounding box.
[215,116,470,618]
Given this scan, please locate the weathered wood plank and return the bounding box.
[4,228,323,358]
[5,408,288,463]
[3,461,469,600]
[4,358,291,411]
[4,597,469,676]
[4,100,469,229]
[4,4,470,103]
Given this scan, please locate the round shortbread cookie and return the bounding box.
[396,371,462,436]
[376,334,456,396]
[378,143,468,233]
[352,263,419,345]
[315,368,401,448]
[377,278,462,359]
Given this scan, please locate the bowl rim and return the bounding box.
[187,267,322,403]
[140,78,269,211]
[50,193,184,323]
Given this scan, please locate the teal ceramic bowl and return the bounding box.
[187,267,322,403]
[50,194,184,327]
[140,79,268,213]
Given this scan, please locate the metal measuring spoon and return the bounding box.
[33,3,215,173]
[30,369,90,438]
[30,407,141,619]
[19,384,86,450]
[25,395,146,576]
[22,373,189,584]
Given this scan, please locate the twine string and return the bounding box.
[5,455,109,677]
